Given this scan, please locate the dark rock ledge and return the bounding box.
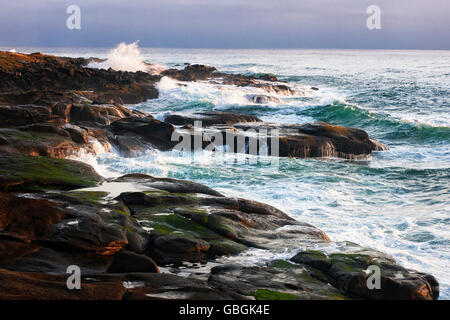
[0,154,439,300]
[0,51,386,159]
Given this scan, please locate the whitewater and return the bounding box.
[6,45,449,299]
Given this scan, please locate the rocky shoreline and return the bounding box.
[0,51,438,300]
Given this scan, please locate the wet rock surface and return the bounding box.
[0,51,159,105]
[0,51,386,159]
[290,245,439,300]
[0,154,439,300]
[0,51,434,300]
[165,111,261,126]
[164,115,387,159]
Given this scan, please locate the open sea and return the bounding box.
[5,47,449,298]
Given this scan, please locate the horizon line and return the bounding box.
[1,45,450,52]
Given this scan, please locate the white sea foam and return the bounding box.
[87,41,165,74]
[155,78,334,112]
[157,76,179,91]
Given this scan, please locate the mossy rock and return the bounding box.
[65,191,109,205]
[206,215,239,240]
[249,289,297,300]
[208,239,247,256]
[268,259,300,270]
[291,250,331,272]
[139,213,220,240]
[135,209,248,257]
[0,153,104,191]
[328,253,372,272]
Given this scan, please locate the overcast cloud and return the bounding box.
[0,0,448,49]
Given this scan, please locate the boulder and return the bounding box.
[162,64,217,81]
[106,250,159,273]
[0,152,103,191]
[208,261,347,300]
[111,116,176,151]
[290,246,439,300]
[232,122,388,159]
[164,111,261,126]
[118,185,328,265]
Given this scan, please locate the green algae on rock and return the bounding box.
[0,152,103,191]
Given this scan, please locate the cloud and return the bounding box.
[0,0,449,49]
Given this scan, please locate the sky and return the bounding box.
[0,0,449,49]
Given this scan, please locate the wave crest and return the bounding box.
[88,41,154,73]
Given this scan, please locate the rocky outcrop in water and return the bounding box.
[0,153,438,300]
[0,51,429,300]
[0,51,159,105]
[0,51,386,159]
[164,112,387,159]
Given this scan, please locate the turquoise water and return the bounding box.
[9,47,449,298]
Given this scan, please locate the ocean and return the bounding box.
[5,46,449,299]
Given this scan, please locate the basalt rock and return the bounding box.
[0,51,159,105]
[164,111,261,126]
[229,122,388,159]
[116,175,329,265]
[162,113,388,159]
[162,64,303,97]
[0,152,103,190]
[208,261,348,300]
[162,64,218,81]
[0,51,385,160]
[0,102,153,158]
[290,245,439,300]
[112,173,223,197]
[0,51,163,157]
[0,156,440,300]
[110,116,177,152]
[0,268,236,300]
[106,250,159,274]
[163,120,387,159]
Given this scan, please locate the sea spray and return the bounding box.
[88,41,150,73]
[157,76,180,91]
